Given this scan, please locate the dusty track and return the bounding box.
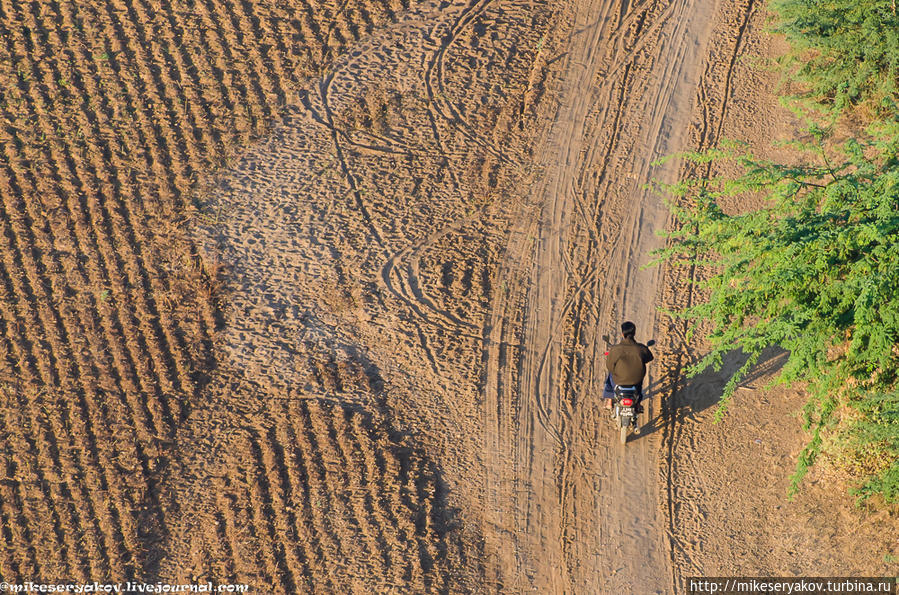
[482,0,718,591]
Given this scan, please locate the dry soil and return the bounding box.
[0,0,896,592]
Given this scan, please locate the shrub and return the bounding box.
[771,0,899,116]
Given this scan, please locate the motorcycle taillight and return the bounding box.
[621,398,634,407]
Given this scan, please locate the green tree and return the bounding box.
[654,122,899,503]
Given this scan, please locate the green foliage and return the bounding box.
[651,0,899,505]
[653,124,899,502]
[771,0,899,116]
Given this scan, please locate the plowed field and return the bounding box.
[0,0,440,585]
[2,0,896,592]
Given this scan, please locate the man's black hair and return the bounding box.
[621,321,636,338]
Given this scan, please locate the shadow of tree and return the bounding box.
[636,346,788,440]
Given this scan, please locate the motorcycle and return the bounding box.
[603,335,655,445]
[611,384,641,445]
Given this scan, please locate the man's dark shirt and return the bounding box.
[606,336,654,386]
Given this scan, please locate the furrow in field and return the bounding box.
[202,488,239,585]
[290,401,355,579]
[0,114,173,446]
[343,410,408,587]
[0,485,22,579]
[245,435,303,593]
[0,401,65,578]
[304,401,377,577]
[271,406,337,591]
[212,477,264,585]
[322,407,392,574]
[10,0,192,413]
[0,176,148,578]
[259,424,317,588]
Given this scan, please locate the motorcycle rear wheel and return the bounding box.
[619,425,628,445]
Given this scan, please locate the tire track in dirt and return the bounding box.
[423,0,506,162]
[311,0,536,340]
[381,214,485,337]
[391,0,508,346]
[401,0,549,355]
[319,70,387,250]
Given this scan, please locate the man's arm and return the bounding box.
[641,344,654,363]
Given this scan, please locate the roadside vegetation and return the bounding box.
[655,0,899,504]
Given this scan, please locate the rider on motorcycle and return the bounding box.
[603,321,654,412]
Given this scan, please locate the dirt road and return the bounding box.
[484,0,718,591]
